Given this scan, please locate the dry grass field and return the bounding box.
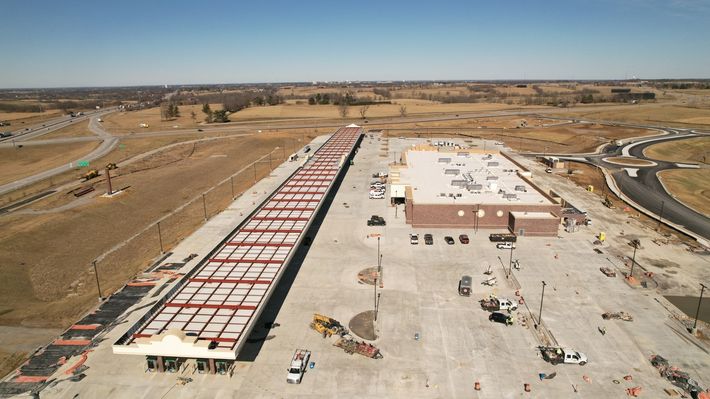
[0,110,61,123]
[0,141,100,186]
[552,104,710,127]
[381,122,654,153]
[26,120,96,140]
[102,104,224,133]
[658,169,710,216]
[644,136,709,164]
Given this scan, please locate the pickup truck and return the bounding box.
[410,234,419,245]
[480,296,518,312]
[539,346,587,366]
[496,242,516,250]
[286,349,311,384]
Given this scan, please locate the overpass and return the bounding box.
[113,126,363,373]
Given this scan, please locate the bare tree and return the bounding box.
[190,110,197,123]
[399,104,407,117]
[359,104,370,119]
[338,103,349,118]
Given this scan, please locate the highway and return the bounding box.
[0,114,118,195]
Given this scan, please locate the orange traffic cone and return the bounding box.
[474,381,481,391]
[524,383,531,392]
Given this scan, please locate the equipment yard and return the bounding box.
[10,131,706,399]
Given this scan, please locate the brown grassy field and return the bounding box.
[644,137,709,164]
[0,141,100,186]
[381,122,654,153]
[552,104,710,127]
[27,120,95,140]
[658,169,710,216]
[0,110,61,122]
[102,104,224,133]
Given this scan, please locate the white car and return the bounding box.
[410,234,419,245]
[369,193,385,199]
[496,242,516,249]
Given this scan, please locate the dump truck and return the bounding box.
[539,346,588,365]
[286,349,311,384]
[480,296,518,312]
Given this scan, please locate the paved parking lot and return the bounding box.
[40,134,709,398]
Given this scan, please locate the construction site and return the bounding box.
[0,121,707,398]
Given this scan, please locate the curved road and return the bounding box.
[535,128,709,241]
[0,115,118,195]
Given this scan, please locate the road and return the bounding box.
[530,127,710,241]
[0,115,118,195]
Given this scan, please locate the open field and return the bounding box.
[658,169,710,216]
[644,136,709,164]
[102,103,224,133]
[552,104,710,127]
[0,111,64,130]
[26,119,96,140]
[381,122,655,153]
[0,141,100,186]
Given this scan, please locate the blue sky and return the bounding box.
[1,0,709,88]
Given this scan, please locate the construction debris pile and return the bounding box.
[602,312,633,321]
[650,354,708,399]
[309,313,383,359]
[334,337,383,359]
[599,267,617,277]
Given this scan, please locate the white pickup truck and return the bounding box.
[539,346,588,366]
[286,349,311,384]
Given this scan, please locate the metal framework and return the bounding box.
[120,126,362,356]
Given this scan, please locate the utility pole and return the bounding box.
[691,283,707,332]
[92,260,103,301]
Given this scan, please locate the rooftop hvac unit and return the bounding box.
[444,169,460,175]
[504,193,518,200]
[451,180,468,188]
[438,157,452,163]
[486,175,499,180]
[514,185,527,192]
[457,152,469,157]
[468,183,483,191]
[487,161,499,167]
[456,193,462,197]
[448,193,455,197]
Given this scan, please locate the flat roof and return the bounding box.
[510,211,558,219]
[115,127,362,359]
[396,150,552,205]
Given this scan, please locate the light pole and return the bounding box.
[537,281,547,328]
[508,245,515,277]
[92,260,103,301]
[691,283,707,332]
[657,200,665,230]
[629,239,640,279]
[377,237,381,272]
[157,221,164,254]
[202,194,207,221]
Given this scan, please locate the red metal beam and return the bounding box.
[252,216,310,221]
[224,242,294,247]
[165,303,257,310]
[277,191,324,195]
[267,198,321,202]
[261,207,315,211]
[240,229,303,233]
[189,278,272,284]
[208,258,283,264]
[290,178,332,181]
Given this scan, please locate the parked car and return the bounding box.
[489,312,513,325]
[458,275,472,296]
[424,234,433,245]
[367,215,386,226]
[444,236,455,245]
[369,193,385,199]
[496,242,516,250]
[410,234,419,245]
[459,234,469,244]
